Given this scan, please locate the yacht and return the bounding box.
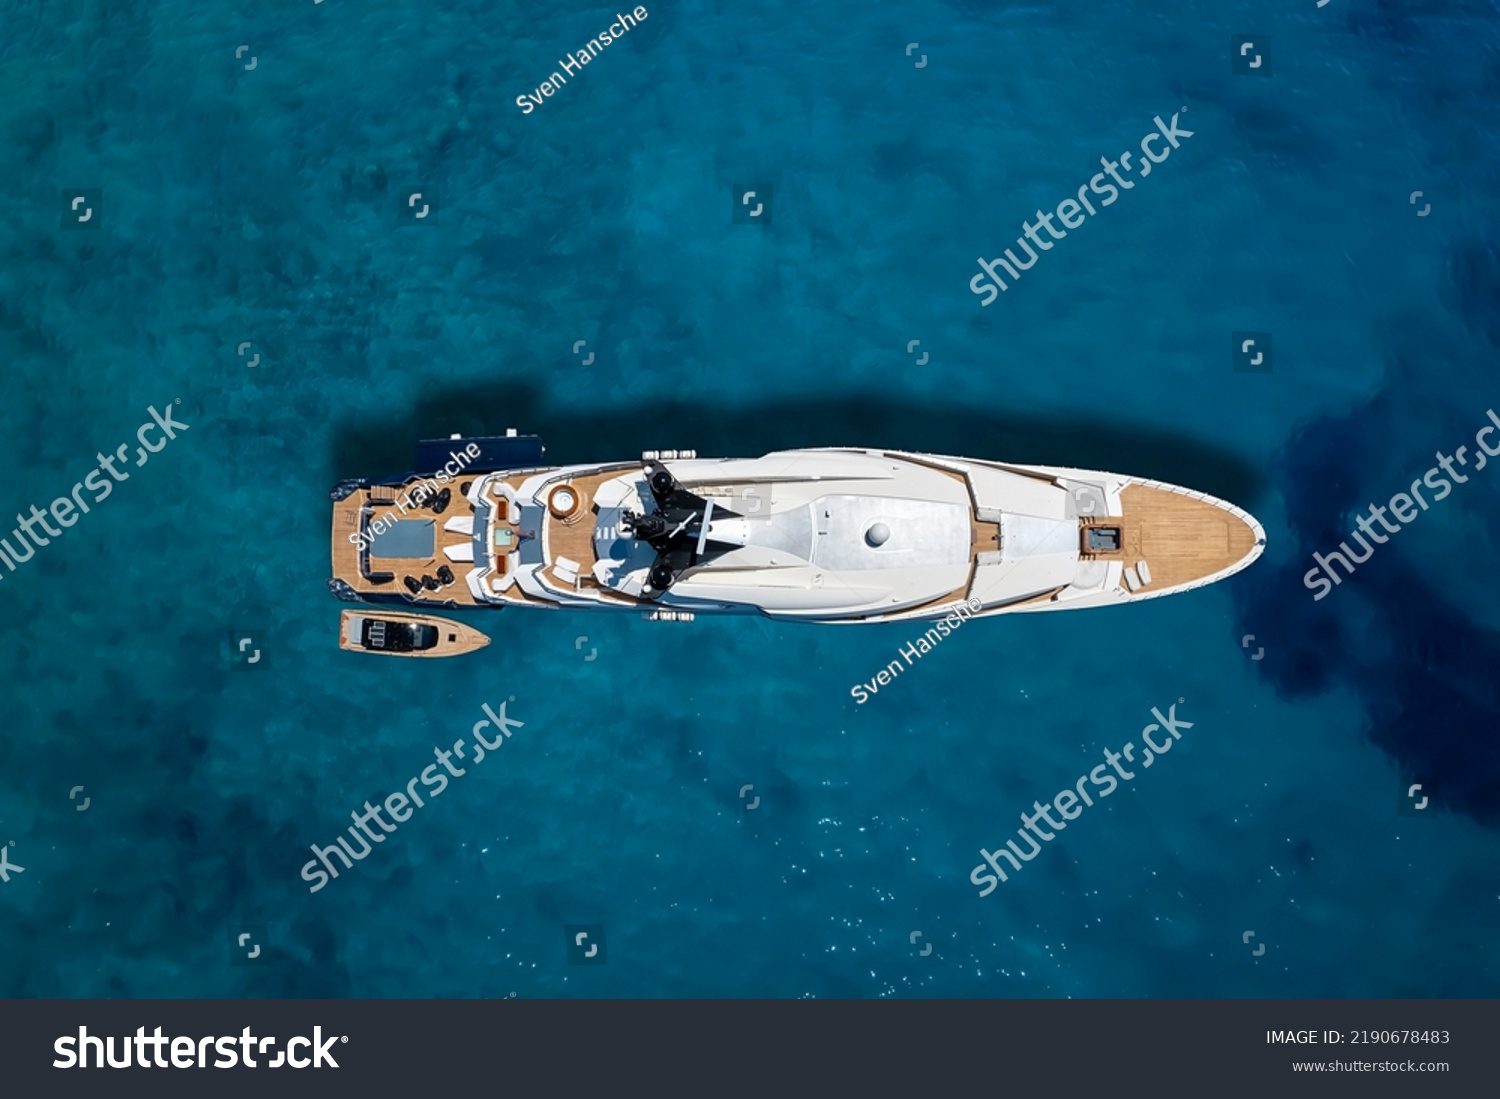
[328,434,1265,623]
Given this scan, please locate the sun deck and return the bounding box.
[529,467,643,604]
[331,468,644,610]
[331,479,511,608]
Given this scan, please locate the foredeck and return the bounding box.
[1116,482,1259,591]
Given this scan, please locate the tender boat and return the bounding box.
[328,433,1265,623]
[338,609,491,657]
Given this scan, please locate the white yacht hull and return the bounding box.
[330,446,1265,623]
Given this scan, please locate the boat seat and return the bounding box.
[358,544,396,584]
[489,476,525,521]
[1136,560,1153,586]
[593,476,637,509]
[1122,565,1141,591]
[443,542,475,562]
[478,554,512,592]
[553,555,582,588]
[443,516,475,535]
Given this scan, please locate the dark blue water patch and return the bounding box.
[1349,0,1500,47]
[1274,405,1382,544]
[0,692,353,997]
[1444,240,1500,346]
[1355,572,1500,826]
[1347,2,1427,47]
[1225,101,1326,163]
[942,0,1036,18]
[873,135,934,183]
[9,108,57,160]
[1238,393,1500,826]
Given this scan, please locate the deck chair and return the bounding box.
[553,555,582,588]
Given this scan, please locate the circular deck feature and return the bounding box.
[548,484,583,522]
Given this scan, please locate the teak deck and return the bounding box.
[1116,483,1258,591]
[332,470,635,609]
[539,469,626,595]
[331,483,494,607]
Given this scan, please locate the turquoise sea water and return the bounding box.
[1,0,1498,997]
